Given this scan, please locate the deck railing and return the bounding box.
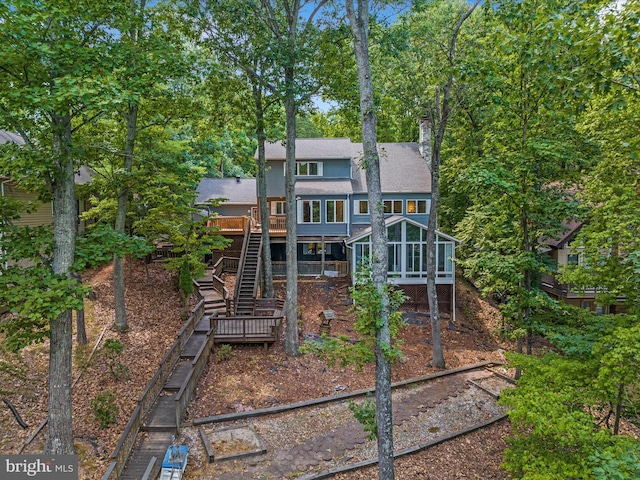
[102,295,206,480]
[152,243,180,261]
[234,221,253,304]
[266,216,287,232]
[540,273,598,297]
[211,308,284,344]
[208,215,250,232]
[174,328,216,432]
[272,260,349,277]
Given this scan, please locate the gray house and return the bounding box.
[198,137,459,314]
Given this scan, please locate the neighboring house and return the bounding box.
[197,134,459,317]
[0,129,93,230]
[540,220,623,314]
[0,129,53,227]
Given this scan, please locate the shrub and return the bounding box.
[349,397,377,440]
[91,391,118,429]
[103,338,127,381]
[216,344,234,363]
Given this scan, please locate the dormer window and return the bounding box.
[296,161,323,176]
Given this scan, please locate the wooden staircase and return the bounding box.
[195,269,227,316]
[234,231,262,315]
[121,312,213,480]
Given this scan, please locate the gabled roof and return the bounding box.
[0,130,25,145]
[196,177,256,205]
[542,220,583,249]
[75,166,94,185]
[1,130,95,187]
[351,143,431,194]
[262,138,353,160]
[345,215,459,244]
[1,130,25,179]
[262,138,432,195]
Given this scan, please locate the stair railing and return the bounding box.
[233,220,252,308]
[251,235,263,308]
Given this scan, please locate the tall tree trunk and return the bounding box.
[346,1,394,478]
[284,69,299,356]
[427,87,448,369]
[73,273,87,345]
[424,1,480,369]
[46,114,75,455]
[113,104,138,332]
[254,85,274,298]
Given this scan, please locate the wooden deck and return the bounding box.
[212,316,281,343]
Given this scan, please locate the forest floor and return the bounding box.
[0,259,515,479]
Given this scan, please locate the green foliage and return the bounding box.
[500,334,640,479]
[216,344,234,363]
[74,223,153,271]
[0,224,88,351]
[560,88,640,315]
[91,391,118,429]
[349,397,377,440]
[178,257,194,297]
[302,266,406,370]
[103,338,127,381]
[591,440,640,480]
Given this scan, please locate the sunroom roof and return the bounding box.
[345,215,460,244]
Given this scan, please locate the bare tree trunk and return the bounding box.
[75,308,87,345]
[254,85,274,298]
[424,115,445,369]
[113,104,138,332]
[425,1,480,368]
[46,114,75,455]
[73,273,87,345]
[284,74,299,356]
[346,1,394,477]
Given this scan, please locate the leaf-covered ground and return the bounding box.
[0,259,513,479]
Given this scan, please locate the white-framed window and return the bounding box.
[384,200,403,214]
[271,201,285,215]
[352,222,455,279]
[354,199,369,214]
[326,200,345,223]
[406,199,428,214]
[295,161,323,176]
[299,199,321,223]
[355,238,371,269]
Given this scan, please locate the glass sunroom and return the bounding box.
[345,216,458,285]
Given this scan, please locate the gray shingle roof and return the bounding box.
[196,177,256,205]
[296,179,353,195]
[263,138,353,160]
[0,130,25,145]
[351,142,431,194]
[1,130,94,185]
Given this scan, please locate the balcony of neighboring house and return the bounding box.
[540,273,625,314]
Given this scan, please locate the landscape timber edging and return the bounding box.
[297,413,509,479]
[192,360,505,426]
